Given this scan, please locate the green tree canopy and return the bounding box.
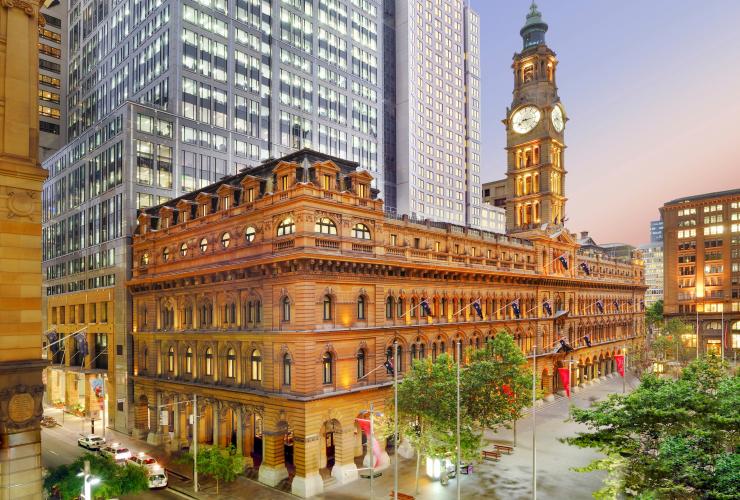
[44,453,149,500]
[566,356,740,499]
[178,445,245,494]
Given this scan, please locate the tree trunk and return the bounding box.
[415,448,421,493]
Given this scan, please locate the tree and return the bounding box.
[645,300,664,331]
[179,445,245,494]
[396,332,534,488]
[44,453,149,500]
[565,356,740,499]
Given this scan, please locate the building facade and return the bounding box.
[0,1,48,497]
[639,242,663,308]
[661,189,740,355]
[650,219,663,244]
[129,149,645,497]
[388,0,482,227]
[38,0,67,161]
[41,0,386,432]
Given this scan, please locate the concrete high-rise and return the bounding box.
[640,241,664,308]
[38,0,67,161]
[387,0,482,227]
[651,219,663,244]
[42,0,384,433]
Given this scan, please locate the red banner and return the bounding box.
[558,368,570,398]
[615,355,625,377]
[356,418,382,468]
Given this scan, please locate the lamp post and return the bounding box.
[78,460,100,500]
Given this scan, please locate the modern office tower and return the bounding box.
[640,241,664,308]
[388,0,482,227]
[41,0,384,433]
[651,219,664,244]
[661,189,740,355]
[38,0,67,161]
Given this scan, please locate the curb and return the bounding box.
[166,486,198,499]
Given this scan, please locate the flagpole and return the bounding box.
[532,336,537,500]
[456,340,461,500]
[622,346,626,394]
[393,340,398,500]
[369,402,374,500]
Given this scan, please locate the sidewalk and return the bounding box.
[44,372,639,499]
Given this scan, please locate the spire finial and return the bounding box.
[520,1,548,49]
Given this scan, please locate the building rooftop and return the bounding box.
[663,188,740,207]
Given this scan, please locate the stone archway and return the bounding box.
[134,394,149,439]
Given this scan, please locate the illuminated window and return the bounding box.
[322,352,333,384]
[323,295,332,320]
[185,347,193,374]
[168,347,175,372]
[283,354,292,385]
[221,232,231,248]
[277,217,295,236]
[205,348,213,375]
[245,226,256,242]
[251,349,262,381]
[180,243,188,256]
[227,348,236,378]
[315,217,337,235]
[200,238,208,252]
[162,248,170,262]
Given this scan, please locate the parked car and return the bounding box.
[147,465,168,489]
[99,443,132,463]
[127,452,158,471]
[77,434,106,450]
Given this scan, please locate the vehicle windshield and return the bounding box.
[91,437,104,442]
[150,474,166,480]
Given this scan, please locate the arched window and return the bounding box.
[221,232,231,248]
[283,353,292,386]
[410,298,417,318]
[432,343,437,360]
[352,223,371,240]
[419,343,426,359]
[142,347,148,371]
[357,296,366,320]
[396,298,405,318]
[180,243,188,256]
[282,297,291,322]
[385,296,394,319]
[277,217,295,236]
[205,347,213,376]
[251,349,262,381]
[167,346,175,372]
[199,238,208,252]
[162,247,170,262]
[357,349,366,379]
[245,226,256,242]
[322,352,333,384]
[323,295,332,320]
[440,341,446,354]
[185,347,193,374]
[226,348,236,378]
[411,344,417,361]
[315,217,337,235]
[141,253,149,266]
[386,345,403,372]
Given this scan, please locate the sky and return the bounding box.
[470,0,740,245]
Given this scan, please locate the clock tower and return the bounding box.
[504,3,567,233]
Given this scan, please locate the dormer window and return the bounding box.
[221,196,230,211]
[322,174,333,190]
[280,175,289,191]
[200,204,208,217]
[245,187,255,203]
[357,183,369,198]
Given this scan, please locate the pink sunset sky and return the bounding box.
[472,0,740,245]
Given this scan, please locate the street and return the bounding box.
[40,407,177,499]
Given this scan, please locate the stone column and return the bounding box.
[291,434,323,498]
[258,428,288,486]
[168,395,181,452]
[212,404,220,446]
[330,427,359,484]
[147,392,163,444]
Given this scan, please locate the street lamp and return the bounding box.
[77,460,100,500]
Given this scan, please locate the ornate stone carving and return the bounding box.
[0,384,44,431]
[2,0,34,16]
[6,190,35,219]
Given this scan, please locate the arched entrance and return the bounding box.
[320,419,341,471]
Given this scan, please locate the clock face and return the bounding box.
[511,106,541,134]
[551,105,564,132]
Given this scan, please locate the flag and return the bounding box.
[46,330,60,356]
[471,300,483,319]
[543,300,552,317]
[584,334,592,347]
[556,338,574,353]
[579,262,591,275]
[724,320,732,350]
[595,300,604,314]
[511,299,521,319]
[558,368,571,398]
[383,359,394,375]
[420,298,432,316]
[615,354,625,377]
[613,300,620,312]
[75,331,88,358]
[558,254,569,270]
[356,418,383,468]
